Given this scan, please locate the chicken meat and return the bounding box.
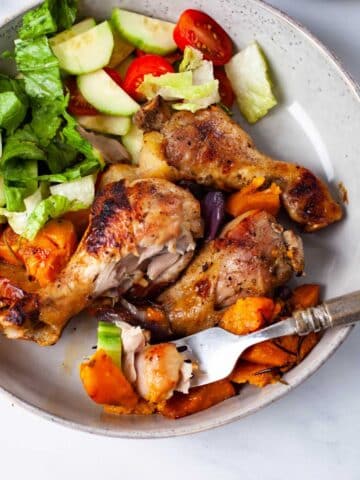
[158,210,304,336]
[136,102,342,232]
[0,178,202,345]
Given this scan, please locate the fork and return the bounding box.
[173,290,360,388]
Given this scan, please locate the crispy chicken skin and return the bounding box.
[0,178,202,345]
[158,210,304,336]
[160,106,342,232]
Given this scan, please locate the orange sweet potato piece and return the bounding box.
[104,400,156,416]
[226,182,281,217]
[158,379,235,419]
[0,227,23,266]
[230,360,280,387]
[220,297,275,335]
[242,340,296,367]
[18,219,77,287]
[80,350,139,407]
[298,332,319,360]
[291,284,320,310]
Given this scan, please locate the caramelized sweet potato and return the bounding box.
[230,360,280,387]
[291,284,321,310]
[0,220,77,287]
[104,400,156,416]
[80,350,139,407]
[220,297,275,335]
[158,379,235,419]
[242,340,296,367]
[226,179,281,217]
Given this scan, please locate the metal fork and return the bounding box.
[173,290,360,388]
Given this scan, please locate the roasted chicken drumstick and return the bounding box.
[136,103,342,232]
[158,210,304,336]
[0,178,202,345]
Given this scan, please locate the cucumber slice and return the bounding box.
[225,42,277,124]
[51,21,114,75]
[116,54,135,78]
[112,8,177,55]
[49,18,96,47]
[107,31,135,68]
[122,124,144,164]
[77,69,139,116]
[76,115,131,136]
[97,321,122,367]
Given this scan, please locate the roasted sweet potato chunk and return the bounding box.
[104,400,156,416]
[80,350,139,408]
[0,220,77,287]
[220,297,275,335]
[158,379,235,419]
[230,360,280,387]
[226,178,281,217]
[291,284,320,310]
[242,340,296,367]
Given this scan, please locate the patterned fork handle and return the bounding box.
[245,290,360,348]
[294,290,360,335]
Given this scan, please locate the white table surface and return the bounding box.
[1,1,359,479]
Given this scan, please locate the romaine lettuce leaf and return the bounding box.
[0,126,46,166]
[0,188,42,234]
[179,46,203,73]
[0,92,27,134]
[138,55,220,113]
[49,174,95,206]
[19,0,78,40]
[3,159,38,211]
[23,193,85,240]
[15,37,63,101]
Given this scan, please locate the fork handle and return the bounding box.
[294,290,360,335]
[246,290,360,346]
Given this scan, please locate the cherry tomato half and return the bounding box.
[214,67,235,108]
[122,55,175,102]
[174,9,233,66]
[66,77,98,116]
[103,67,123,87]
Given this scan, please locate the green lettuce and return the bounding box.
[19,0,78,40]
[0,187,42,234]
[15,37,63,101]
[3,159,38,211]
[0,92,27,134]
[23,193,86,240]
[179,46,203,73]
[138,59,220,113]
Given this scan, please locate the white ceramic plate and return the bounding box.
[0,0,359,438]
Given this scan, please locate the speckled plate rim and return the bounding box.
[0,0,359,439]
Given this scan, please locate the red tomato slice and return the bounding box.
[214,67,235,108]
[66,77,98,116]
[174,9,233,66]
[122,55,175,102]
[103,67,123,87]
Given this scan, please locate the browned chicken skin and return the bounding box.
[158,210,304,336]
[159,106,342,232]
[0,178,202,345]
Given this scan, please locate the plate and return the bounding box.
[0,0,359,438]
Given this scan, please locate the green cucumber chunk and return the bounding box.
[49,18,96,47]
[51,21,114,75]
[76,114,131,136]
[122,124,144,165]
[97,321,122,367]
[77,69,139,116]
[225,42,277,123]
[111,8,177,55]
